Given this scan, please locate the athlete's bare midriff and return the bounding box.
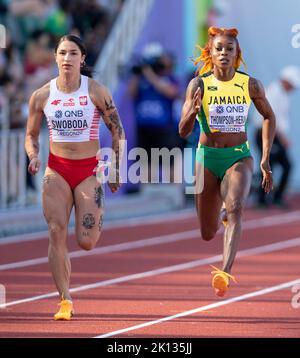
[200,132,248,148]
[49,140,99,159]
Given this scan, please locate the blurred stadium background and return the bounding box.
[0,0,299,238]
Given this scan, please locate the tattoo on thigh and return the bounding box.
[95,185,104,208]
[98,215,103,231]
[82,213,95,229]
[43,175,51,185]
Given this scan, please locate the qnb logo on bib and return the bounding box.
[209,104,248,133]
[55,110,63,119]
[55,110,83,119]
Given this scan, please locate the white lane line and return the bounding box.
[2,208,300,246]
[1,210,299,271]
[94,278,300,338]
[1,236,300,309]
[0,208,195,245]
[0,230,199,271]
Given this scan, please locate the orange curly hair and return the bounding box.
[194,27,246,75]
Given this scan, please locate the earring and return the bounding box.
[81,61,86,67]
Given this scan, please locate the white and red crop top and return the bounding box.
[43,75,101,142]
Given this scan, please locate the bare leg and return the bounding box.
[43,168,73,300]
[74,176,104,251]
[220,158,253,273]
[195,162,223,241]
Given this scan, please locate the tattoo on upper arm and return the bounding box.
[95,185,104,208]
[192,76,203,93]
[82,213,95,229]
[190,77,204,97]
[249,78,263,99]
[104,98,116,111]
[252,80,261,96]
[250,79,274,119]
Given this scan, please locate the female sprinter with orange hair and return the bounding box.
[179,27,275,297]
[25,35,125,319]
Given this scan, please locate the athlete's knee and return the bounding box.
[226,199,243,217]
[77,232,101,251]
[48,221,67,247]
[200,227,216,241]
[78,239,96,251]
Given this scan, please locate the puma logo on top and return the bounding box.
[234,83,245,91]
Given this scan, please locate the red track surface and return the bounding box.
[0,201,300,338]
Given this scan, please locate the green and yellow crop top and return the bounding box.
[197,70,252,133]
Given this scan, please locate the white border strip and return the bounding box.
[95,278,300,338]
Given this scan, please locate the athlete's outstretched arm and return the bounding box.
[249,77,276,193]
[90,80,125,192]
[25,88,46,175]
[179,77,203,138]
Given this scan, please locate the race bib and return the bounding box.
[208,104,248,133]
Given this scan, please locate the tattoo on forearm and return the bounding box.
[95,185,104,208]
[103,107,124,140]
[104,98,116,111]
[112,137,122,172]
[82,231,90,237]
[106,121,113,131]
[82,213,95,229]
[109,111,124,138]
[98,215,103,232]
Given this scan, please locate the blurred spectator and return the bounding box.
[23,30,56,99]
[3,32,24,84]
[128,42,181,184]
[0,32,24,129]
[71,0,108,37]
[254,65,300,208]
[43,1,72,38]
[9,0,56,51]
[0,0,125,129]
